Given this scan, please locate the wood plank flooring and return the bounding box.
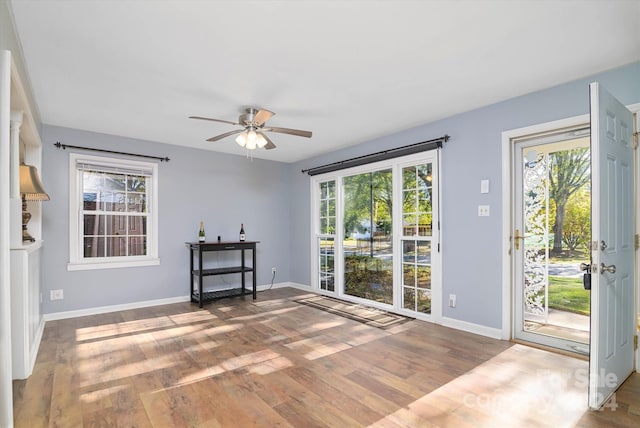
[12,287,640,427]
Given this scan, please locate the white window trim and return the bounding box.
[67,153,159,271]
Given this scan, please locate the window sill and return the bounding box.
[67,258,160,271]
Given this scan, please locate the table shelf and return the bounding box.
[192,266,254,276]
[187,241,259,307]
[192,288,254,303]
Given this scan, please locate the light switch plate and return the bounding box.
[480,179,489,194]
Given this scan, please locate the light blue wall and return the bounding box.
[289,61,640,330]
[38,62,640,324]
[40,125,291,314]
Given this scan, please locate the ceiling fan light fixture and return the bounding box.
[235,132,247,147]
[245,130,258,150]
[256,133,267,148]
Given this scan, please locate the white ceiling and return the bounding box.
[9,0,640,163]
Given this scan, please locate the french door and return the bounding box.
[312,151,441,319]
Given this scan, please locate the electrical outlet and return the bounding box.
[449,293,456,308]
[478,205,490,217]
[272,267,277,274]
[50,289,64,301]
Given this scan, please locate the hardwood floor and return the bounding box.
[12,287,640,427]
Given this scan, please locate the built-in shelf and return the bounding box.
[10,240,43,253]
[4,51,45,381]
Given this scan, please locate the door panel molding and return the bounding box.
[588,82,635,409]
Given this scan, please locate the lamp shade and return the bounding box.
[20,164,50,201]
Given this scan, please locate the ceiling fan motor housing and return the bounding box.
[240,108,259,126]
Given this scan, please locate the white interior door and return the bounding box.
[588,82,635,409]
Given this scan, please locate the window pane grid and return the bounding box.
[318,237,335,292]
[319,181,336,235]
[402,239,432,314]
[81,169,150,259]
[402,164,433,237]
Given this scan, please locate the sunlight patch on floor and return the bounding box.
[75,312,218,342]
[79,384,129,405]
[228,305,301,321]
[167,311,218,324]
[198,323,244,337]
[369,345,589,427]
[300,320,347,334]
[79,355,178,388]
[175,349,291,386]
[285,334,353,360]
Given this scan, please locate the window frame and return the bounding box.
[68,153,160,271]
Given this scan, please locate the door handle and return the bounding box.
[580,263,591,272]
[513,229,527,250]
[600,263,616,274]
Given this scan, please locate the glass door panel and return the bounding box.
[319,237,335,292]
[401,163,433,314]
[514,132,591,353]
[343,169,393,304]
[318,180,336,293]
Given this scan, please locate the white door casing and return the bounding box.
[588,82,635,409]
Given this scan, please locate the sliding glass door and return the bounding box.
[343,169,393,304]
[312,151,440,319]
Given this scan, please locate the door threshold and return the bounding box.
[511,339,589,361]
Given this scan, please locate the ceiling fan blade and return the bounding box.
[189,115,240,126]
[253,109,274,126]
[261,133,276,150]
[206,129,244,142]
[266,126,312,138]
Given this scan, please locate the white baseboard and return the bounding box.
[43,295,191,321]
[272,281,311,291]
[42,284,312,321]
[42,284,503,343]
[441,316,503,340]
[256,281,311,291]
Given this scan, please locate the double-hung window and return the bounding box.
[68,153,159,270]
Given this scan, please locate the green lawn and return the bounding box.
[548,276,590,315]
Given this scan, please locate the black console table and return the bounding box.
[187,241,258,307]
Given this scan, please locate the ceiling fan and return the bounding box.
[189,107,312,150]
